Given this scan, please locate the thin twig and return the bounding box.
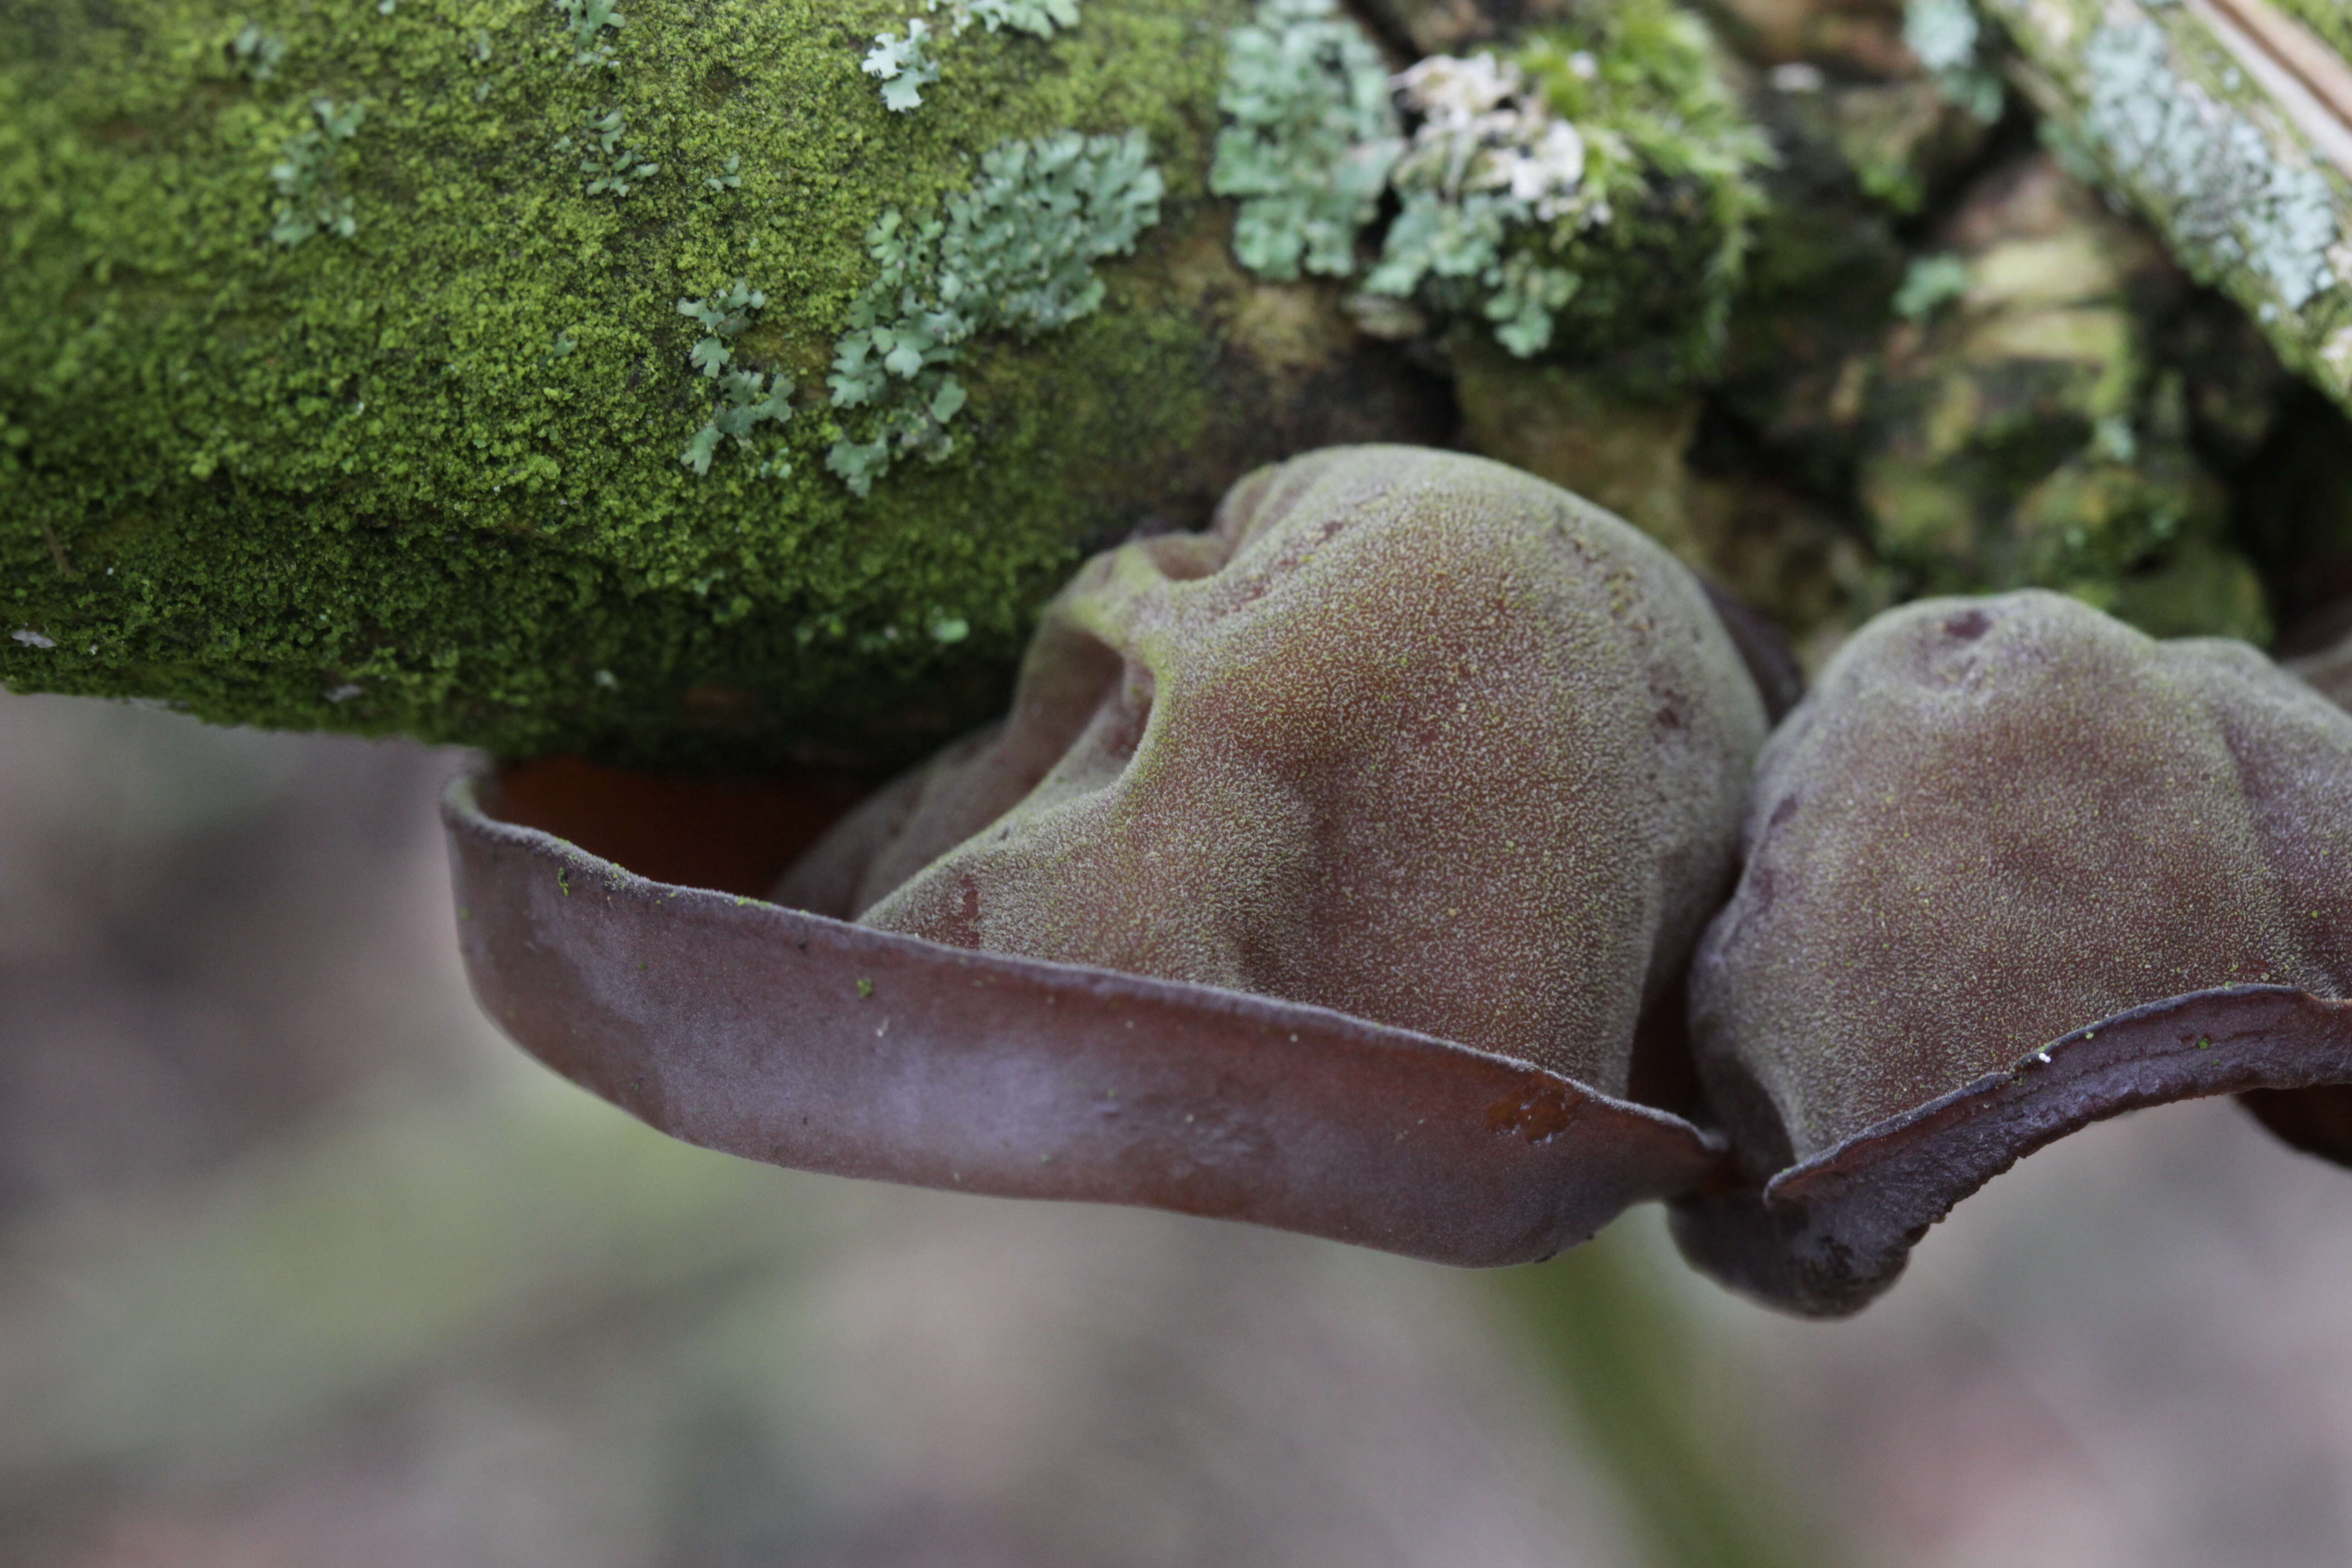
[2205,0,2352,139]
[37,522,75,579]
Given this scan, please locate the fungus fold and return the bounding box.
[789,446,1771,1094]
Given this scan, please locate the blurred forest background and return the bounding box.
[1,686,2350,1566]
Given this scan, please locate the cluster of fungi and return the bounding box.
[449,447,2352,1316]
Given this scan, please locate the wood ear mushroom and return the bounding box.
[1673,591,2352,1315]
[446,447,1775,1266]
[444,460,2352,1310]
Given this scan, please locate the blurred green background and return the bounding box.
[1,686,2349,1567]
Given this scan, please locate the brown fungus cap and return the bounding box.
[1677,590,2352,1315]
[794,445,1773,1097]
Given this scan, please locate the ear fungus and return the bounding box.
[807,447,1771,1094]
[445,446,1779,1264]
[1674,591,2352,1316]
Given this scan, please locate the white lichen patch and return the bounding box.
[826,130,1162,495]
[864,0,1081,113]
[2079,20,2340,309]
[1209,0,1766,367]
[1391,54,1591,220]
[1363,52,1606,355]
[1208,0,1403,279]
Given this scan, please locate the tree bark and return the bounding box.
[1983,0,2352,413]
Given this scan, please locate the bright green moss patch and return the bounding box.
[0,0,1309,769]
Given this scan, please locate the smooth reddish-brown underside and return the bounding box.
[444,768,1722,1267]
[1673,987,2352,1315]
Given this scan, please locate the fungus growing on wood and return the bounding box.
[1674,589,2352,1314]
[447,459,2352,1308]
[447,446,1781,1265]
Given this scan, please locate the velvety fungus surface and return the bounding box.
[791,445,1773,1095]
[441,448,1766,1264]
[1678,589,2352,1313]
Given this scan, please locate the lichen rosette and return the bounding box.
[1209,0,1769,378]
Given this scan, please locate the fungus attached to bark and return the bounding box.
[445,446,1778,1266]
[1675,589,2352,1316]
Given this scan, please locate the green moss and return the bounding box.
[0,0,1334,769]
[1852,175,2273,645]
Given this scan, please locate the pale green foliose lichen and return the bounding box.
[1902,0,1975,75]
[1891,252,1970,318]
[0,0,1333,769]
[824,128,1163,495]
[863,21,945,113]
[554,0,626,69]
[2079,20,2339,311]
[269,98,366,244]
[1207,0,1402,279]
[1984,0,2352,412]
[1365,51,1597,356]
[863,0,1082,113]
[232,24,288,81]
[1465,0,1771,372]
[565,106,659,196]
[1902,0,2002,122]
[678,281,795,476]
